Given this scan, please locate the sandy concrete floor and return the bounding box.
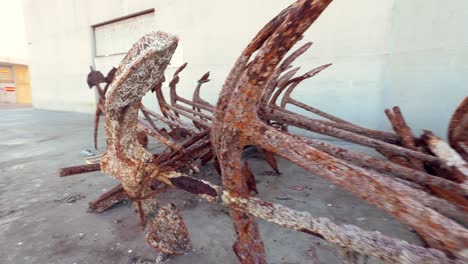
[0,108,422,264]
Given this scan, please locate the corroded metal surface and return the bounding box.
[423,130,468,184]
[88,184,128,213]
[448,97,468,161]
[59,163,101,177]
[146,203,192,254]
[86,66,147,150]
[59,1,468,263]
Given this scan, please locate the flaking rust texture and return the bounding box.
[101,31,178,199]
[58,0,468,263]
[88,184,127,213]
[448,97,468,161]
[146,203,192,254]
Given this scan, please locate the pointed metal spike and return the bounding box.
[173,62,188,77]
[280,42,313,71]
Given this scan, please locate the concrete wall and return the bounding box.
[23,0,147,112]
[383,0,468,137]
[0,0,28,64]
[23,0,468,136]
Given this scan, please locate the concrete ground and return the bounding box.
[0,107,422,264]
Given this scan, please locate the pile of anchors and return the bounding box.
[59,0,468,263]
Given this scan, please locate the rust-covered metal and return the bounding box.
[385,106,425,170]
[146,203,192,254]
[448,97,468,161]
[423,130,468,184]
[59,163,101,177]
[59,1,468,263]
[88,184,128,213]
[86,66,148,150]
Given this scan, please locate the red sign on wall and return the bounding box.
[4,86,15,92]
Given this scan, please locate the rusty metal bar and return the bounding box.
[162,172,459,264]
[294,134,468,196]
[385,106,425,170]
[265,108,442,165]
[59,163,101,177]
[88,184,128,213]
[423,130,468,184]
[140,105,196,134]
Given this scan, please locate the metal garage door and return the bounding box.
[92,10,156,75]
[93,9,183,76]
[91,9,183,107]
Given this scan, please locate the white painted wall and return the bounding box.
[383,0,468,137]
[0,0,28,65]
[23,0,468,136]
[22,0,156,112]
